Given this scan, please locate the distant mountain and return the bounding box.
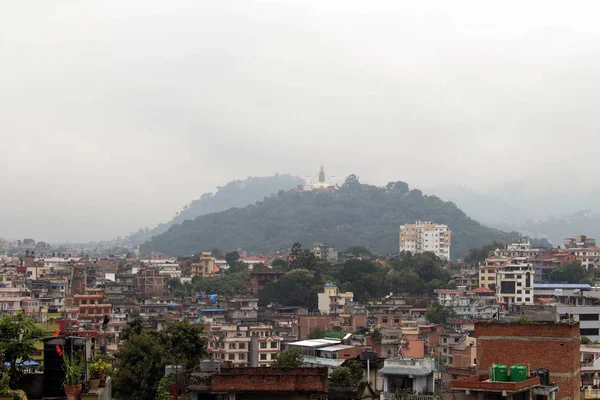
[126,174,303,244]
[140,178,520,259]
[520,210,600,246]
[423,184,530,227]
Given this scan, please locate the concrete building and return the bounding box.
[495,258,535,306]
[380,357,436,397]
[317,283,354,317]
[208,324,281,368]
[191,251,216,277]
[478,257,511,289]
[311,243,338,262]
[399,221,451,260]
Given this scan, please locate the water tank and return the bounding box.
[491,364,508,382]
[43,337,86,398]
[510,365,528,382]
[535,368,550,386]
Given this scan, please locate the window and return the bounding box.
[517,290,522,294]
[580,314,600,321]
[260,354,267,360]
[394,318,400,324]
[581,328,600,336]
[239,343,246,349]
[516,298,522,302]
[239,353,246,360]
[525,290,530,294]
[228,354,235,360]
[229,343,236,349]
[260,342,267,349]
[270,342,278,349]
[382,318,388,323]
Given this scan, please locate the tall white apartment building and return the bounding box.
[399,221,452,260]
[495,257,535,306]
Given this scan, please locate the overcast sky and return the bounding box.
[2,1,600,242]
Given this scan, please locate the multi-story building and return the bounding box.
[495,258,535,306]
[493,239,541,259]
[478,257,511,289]
[317,283,353,317]
[311,243,338,262]
[208,324,281,367]
[191,252,216,277]
[135,267,167,298]
[399,221,451,260]
[564,235,596,249]
[0,287,32,315]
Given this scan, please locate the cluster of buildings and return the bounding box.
[4,228,600,400]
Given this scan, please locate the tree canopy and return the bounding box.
[141,177,519,259]
[0,312,44,385]
[271,347,303,368]
[113,319,208,400]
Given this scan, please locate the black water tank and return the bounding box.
[43,337,86,398]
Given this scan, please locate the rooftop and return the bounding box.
[288,339,341,348]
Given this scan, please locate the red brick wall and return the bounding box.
[473,322,580,400]
[297,315,331,340]
[211,367,328,393]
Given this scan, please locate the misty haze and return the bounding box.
[2,1,600,243]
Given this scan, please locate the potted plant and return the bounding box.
[55,341,84,400]
[88,355,111,390]
[0,373,13,399]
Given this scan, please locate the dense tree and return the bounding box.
[114,320,208,400]
[192,272,247,297]
[0,312,44,385]
[225,251,240,267]
[260,269,318,309]
[127,174,303,244]
[307,326,326,339]
[271,347,303,368]
[329,361,363,387]
[464,242,503,265]
[141,176,519,258]
[119,316,145,341]
[425,303,456,324]
[162,320,208,370]
[113,332,166,400]
[550,261,593,285]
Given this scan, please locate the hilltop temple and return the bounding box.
[297,166,339,192]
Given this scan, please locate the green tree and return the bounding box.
[156,373,175,400]
[225,251,240,267]
[162,320,208,370]
[550,261,593,285]
[271,347,303,368]
[581,336,593,345]
[307,326,326,339]
[259,269,318,309]
[113,332,166,400]
[425,303,456,324]
[120,317,145,341]
[0,312,44,385]
[329,367,354,386]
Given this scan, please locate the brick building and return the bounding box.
[473,321,580,400]
[210,367,328,400]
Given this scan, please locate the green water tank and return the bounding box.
[510,365,528,382]
[491,364,508,382]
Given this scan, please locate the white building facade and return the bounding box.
[495,258,535,306]
[399,221,451,260]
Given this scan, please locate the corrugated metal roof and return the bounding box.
[534,284,591,290]
[318,345,356,352]
[380,365,433,376]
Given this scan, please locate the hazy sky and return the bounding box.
[2,1,600,242]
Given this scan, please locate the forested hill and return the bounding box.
[126,174,303,244]
[140,176,519,259]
